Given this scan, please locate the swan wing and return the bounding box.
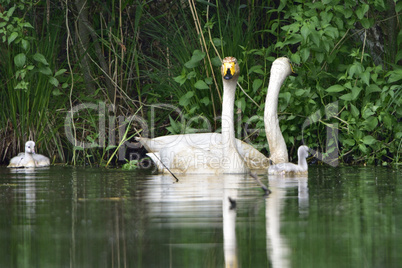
[137,133,269,170]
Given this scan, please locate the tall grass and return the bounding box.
[0,5,67,163]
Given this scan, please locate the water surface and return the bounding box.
[0,166,400,267]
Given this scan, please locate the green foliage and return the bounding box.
[0,1,68,162]
[145,0,401,166]
[0,0,400,167]
[121,160,139,170]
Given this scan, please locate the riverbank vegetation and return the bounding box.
[0,0,401,167]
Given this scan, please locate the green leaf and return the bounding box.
[212,38,225,47]
[310,31,321,47]
[361,18,371,29]
[363,116,378,131]
[15,81,29,90]
[173,74,186,85]
[179,91,194,106]
[343,139,355,146]
[200,97,210,106]
[350,103,360,117]
[387,69,402,83]
[301,24,310,41]
[8,32,18,44]
[348,62,363,78]
[356,4,369,20]
[362,108,375,119]
[22,22,34,29]
[351,86,362,100]
[168,115,180,133]
[300,48,310,62]
[7,6,16,18]
[326,85,345,93]
[290,53,301,64]
[52,88,63,96]
[235,97,246,112]
[360,70,370,85]
[362,135,376,145]
[316,52,324,63]
[184,50,205,68]
[21,39,29,50]
[358,143,368,153]
[212,56,221,67]
[339,93,353,101]
[248,65,264,75]
[186,71,196,79]
[39,67,52,76]
[279,92,291,106]
[194,80,209,90]
[366,85,382,96]
[48,77,59,87]
[252,79,263,92]
[382,113,393,130]
[55,69,67,77]
[14,53,26,68]
[33,53,49,65]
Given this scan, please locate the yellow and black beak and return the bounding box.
[222,61,236,80]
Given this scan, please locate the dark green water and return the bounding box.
[0,166,400,267]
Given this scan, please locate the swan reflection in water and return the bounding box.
[144,174,243,267]
[144,172,309,267]
[266,174,309,268]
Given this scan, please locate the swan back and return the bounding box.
[33,154,51,167]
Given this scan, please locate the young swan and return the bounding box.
[7,141,50,168]
[268,145,309,175]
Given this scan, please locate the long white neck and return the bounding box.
[222,79,248,173]
[298,151,308,171]
[264,62,289,164]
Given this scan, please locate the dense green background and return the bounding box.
[0,0,401,166]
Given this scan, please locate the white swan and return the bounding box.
[268,145,309,175]
[264,57,295,165]
[7,141,50,168]
[137,57,256,174]
[136,57,295,173]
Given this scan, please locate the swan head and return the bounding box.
[221,57,240,81]
[272,57,295,77]
[25,141,36,154]
[298,145,309,159]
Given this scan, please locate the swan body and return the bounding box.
[264,57,294,164]
[268,145,309,175]
[137,57,251,174]
[7,141,50,168]
[137,133,269,172]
